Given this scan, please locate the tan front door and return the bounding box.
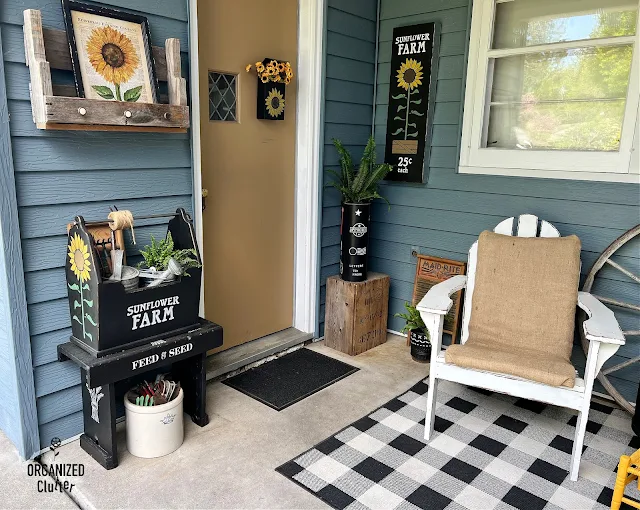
[198,0,297,351]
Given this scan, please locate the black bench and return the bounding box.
[58,319,222,469]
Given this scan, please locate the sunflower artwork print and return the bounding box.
[265,88,285,118]
[67,233,97,341]
[392,58,424,140]
[86,26,143,102]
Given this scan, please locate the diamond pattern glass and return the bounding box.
[208,71,237,122]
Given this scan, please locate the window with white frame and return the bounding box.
[460,0,639,182]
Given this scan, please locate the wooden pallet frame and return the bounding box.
[23,9,189,133]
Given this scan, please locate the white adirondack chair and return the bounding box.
[417,214,626,481]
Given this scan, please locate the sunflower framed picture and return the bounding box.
[61,0,159,103]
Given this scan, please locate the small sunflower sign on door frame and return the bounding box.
[384,23,440,183]
[62,0,159,103]
[246,58,294,120]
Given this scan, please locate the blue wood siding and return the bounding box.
[0,25,39,458]
[318,0,639,403]
[2,0,193,448]
[318,0,378,336]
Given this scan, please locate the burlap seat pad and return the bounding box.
[445,231,582,388]
[445,342,577,387]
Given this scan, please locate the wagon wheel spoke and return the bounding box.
[592,295,640,312]
[604,259,640,285]
[602,356,640,376]
[581,224,640,415]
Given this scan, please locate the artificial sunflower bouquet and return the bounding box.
[245,59,294,85]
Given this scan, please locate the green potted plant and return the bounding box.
[138,232,201,285]
[395,302,431,362]
[327,136,392,282]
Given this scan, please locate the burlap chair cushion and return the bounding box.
[445,231,581,387]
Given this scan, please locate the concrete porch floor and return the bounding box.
[43,333,428,509]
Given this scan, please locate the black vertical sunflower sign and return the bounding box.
[384,23,439,183]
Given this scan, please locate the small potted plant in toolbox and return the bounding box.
[246,58,293,120]
[327,137,391,282]
[396,302,431,362]
[138,232,201,286]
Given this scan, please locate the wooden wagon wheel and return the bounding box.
[580,224,640,415]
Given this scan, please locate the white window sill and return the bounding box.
[458,165,640,183]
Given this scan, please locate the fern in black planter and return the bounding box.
[396,302,432,362]
[327,137,391,205]
[326,136,391,282]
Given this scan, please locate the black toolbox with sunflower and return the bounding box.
[65,208,203,357]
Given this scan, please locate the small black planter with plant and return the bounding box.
[327,136,392,282]
[396,302,432,362]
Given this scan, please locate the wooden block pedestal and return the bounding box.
[325,272,390,355]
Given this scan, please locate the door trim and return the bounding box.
[292,0,325,334]
[188,0,325,334]
[188,0,205,316]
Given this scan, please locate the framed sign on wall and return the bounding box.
[384,23,440,183]
[412,254,465,343]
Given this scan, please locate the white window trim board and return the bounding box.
[459,0,640,182]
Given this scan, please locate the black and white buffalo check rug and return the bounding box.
[277,379,639,510]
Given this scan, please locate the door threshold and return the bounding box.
[205,327,314,381]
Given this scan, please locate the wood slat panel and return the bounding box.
[325,124,373,146]
[18,197,192,240]
[327,32,376,63]
[326,79,375,106]
[36,385,81,425]
[326,8,377,41]
[33,360,79,398]
[328,0,378,21]
[380,0,469,21]
[323,144,366,168]
[321,245,340,268]
[426,167,640,207]
[31,328,70,367]
[379,7,470,41]
[366,185,639,231]
[325,100,374,126]
[321,226,340,248]
[325,55,375,85]
[28,298,70,336]
[11,137,191,171]
[38,411,82,449]
[15,167,192,206]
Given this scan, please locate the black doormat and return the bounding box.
[222,348,358,410]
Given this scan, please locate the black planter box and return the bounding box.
[409,329,431,362]
[257,59,286,120]
[340,202,370,282]
[65,208,202,357]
